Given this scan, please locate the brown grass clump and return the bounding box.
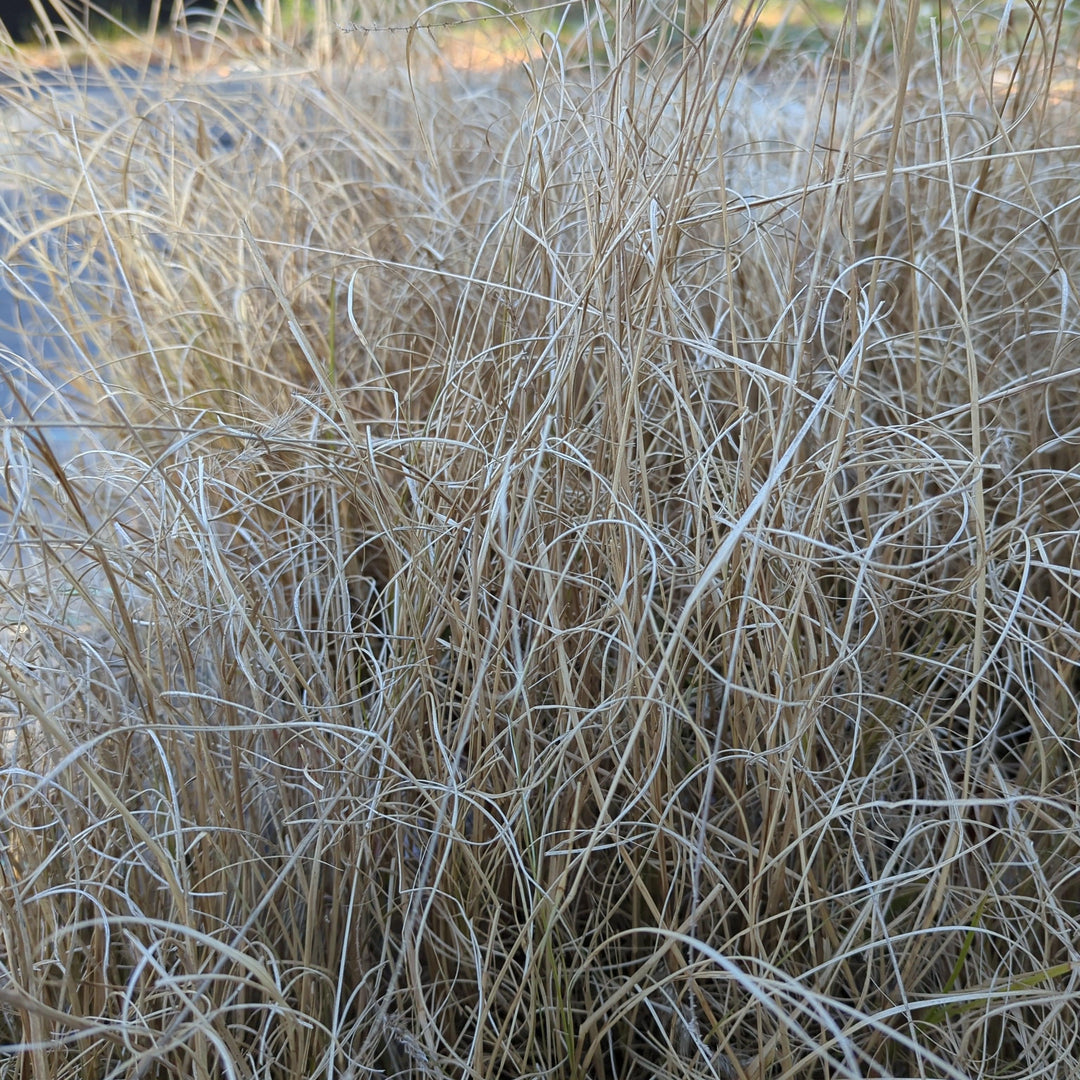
[2,1,1080,1077]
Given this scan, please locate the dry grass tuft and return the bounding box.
[2,1,1080,1077]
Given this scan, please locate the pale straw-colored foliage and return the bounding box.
[1,1,1079,1077]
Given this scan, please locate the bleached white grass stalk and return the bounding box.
[1,1,1080,1078]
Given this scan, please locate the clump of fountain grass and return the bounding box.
[1,1,1079,1077]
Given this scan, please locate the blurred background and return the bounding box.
[1,0,162,40]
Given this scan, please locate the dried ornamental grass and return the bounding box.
[1,1,1079,1078]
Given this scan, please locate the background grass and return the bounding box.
[1,0,1080,1077]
